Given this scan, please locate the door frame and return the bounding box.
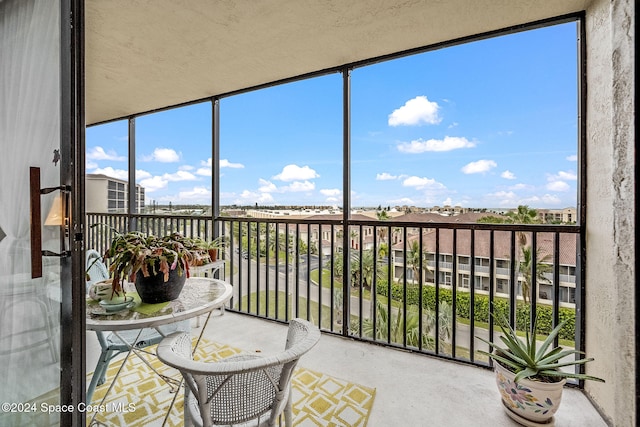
[59,0,86,425]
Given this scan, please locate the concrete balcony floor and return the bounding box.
[86,311,607,427]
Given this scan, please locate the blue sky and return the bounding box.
[86,21,578,210]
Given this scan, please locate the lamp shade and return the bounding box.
[44,193,63,226]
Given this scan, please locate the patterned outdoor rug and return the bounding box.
[86,339,376,426]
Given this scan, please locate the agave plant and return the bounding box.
[477,312,605,384]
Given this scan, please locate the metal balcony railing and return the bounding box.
[86,212,583,371]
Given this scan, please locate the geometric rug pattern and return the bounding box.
[86,339,375,426]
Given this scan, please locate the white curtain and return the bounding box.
[0,0,60,275]
[0,0,62,415]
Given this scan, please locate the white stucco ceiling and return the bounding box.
[85,0,589,125]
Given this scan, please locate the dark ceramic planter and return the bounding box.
[135,265,187,304]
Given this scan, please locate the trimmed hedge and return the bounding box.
[376,282,575,341]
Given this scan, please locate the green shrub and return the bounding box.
[376,282,575,341]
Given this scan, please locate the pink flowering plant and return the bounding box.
[100,227,204,298]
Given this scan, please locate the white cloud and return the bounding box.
[220,159,244,168]
[508,183,533,191]
[397,136,475,153]
[86,160,98,169]
[136,169,152,180]
[546,181,570,192]
[540,194,562,205]
[402,176,446,190]
[389,197,415,205]
[461,159,497,174]
[273,164,319,182]
[143,148,180,162]
[487,191,563,207]
[566,154,577,161]
[197,159,212,176]
[197,158,244,177]
[163,170,197,181]
[177,186,211,200]
[519,194,562,205]
[91,167,128,181]
[87,146,126,161]
[320,188,341,197]
[139,170,198,189]
[442,197,453,205]
[548,170,577,181]
[388,96,441,126]
[258,179,277,193]
[139,176,168,192]
[196,167,212,177]
[179,165,194,171]
[486,191,518,206]
[376,172,398,180]
[237,190,274,204]
[283,180,315,192]
[448,122,458,129]
[501,170,516,180]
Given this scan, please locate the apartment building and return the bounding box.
[302,211,578,306]
[86,173,145,213]
[392,229,577,306]
[535,207,577,223]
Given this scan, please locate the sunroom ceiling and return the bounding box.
[85,0,588,125]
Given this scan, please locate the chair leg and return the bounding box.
[87,349,115,403]
[284,393,293,427]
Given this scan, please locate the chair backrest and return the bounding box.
[157,318,321,427]
[86,249,109,289]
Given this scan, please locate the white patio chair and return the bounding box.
[157,318,321,427]
[85,249,190,403]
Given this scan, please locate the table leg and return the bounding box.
[88,329,143,427]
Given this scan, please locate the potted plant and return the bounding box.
[205,235,227,262]
[102,229,205,304]
[477,312,604,425]
[188,235,227,263]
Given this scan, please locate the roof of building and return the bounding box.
[394,229,577,265]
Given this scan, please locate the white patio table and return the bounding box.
[85,277,232,426]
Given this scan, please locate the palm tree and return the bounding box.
[359,300,452,349]
[348,249,375,289]
[477,205,542,302]
[360,301,426,346]
[349,229,359,249]
[333,253,344,280]
[377,242,389,259]
[334,288,343,325]
[376,209,389,221]
[519,246,552,303]
[406,240,424,284]
[506,205,540,248]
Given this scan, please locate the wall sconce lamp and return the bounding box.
[44,193,65,227]
[30,166,71,278]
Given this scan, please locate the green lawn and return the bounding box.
[236,290,337,329]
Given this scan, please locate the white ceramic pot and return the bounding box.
[494,361,566,424]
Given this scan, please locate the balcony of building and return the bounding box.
[82,211,608,425]
[85,309,607,426]
[0,1,634,426]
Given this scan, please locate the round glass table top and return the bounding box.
[86,277,232,331]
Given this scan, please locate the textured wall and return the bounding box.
[585,0,636,425]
